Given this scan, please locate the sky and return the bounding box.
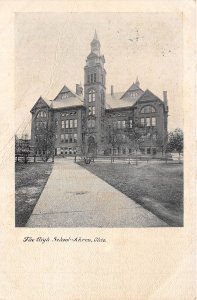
[15,12,183,137]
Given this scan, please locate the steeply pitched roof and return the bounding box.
[106,88,164,110]
[137,89,162,103]
[52,97,84,109]
[31,85,84,112]
[52,85,84,109]
[106,92,143,109]
[120,83,144,99]
[30,96,51,112]
[54,85,76,101]
[106,81,144,109]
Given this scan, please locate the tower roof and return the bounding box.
[135,76,140,86]
[90,30,101,55]
[91,29,100,44]
[93,29,98,41]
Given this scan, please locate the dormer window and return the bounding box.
[62,93,69,99]
[130,92,138,98]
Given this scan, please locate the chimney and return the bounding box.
[163,91,168,112]
[163,91,167,103]
[111,85,114,96]
[76,84,83,96]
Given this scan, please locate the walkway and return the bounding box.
[26,158,167,227]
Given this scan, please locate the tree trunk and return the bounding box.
[165,153,168,164]
[136,150,138,166]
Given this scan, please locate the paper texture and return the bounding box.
[0,0,196,299]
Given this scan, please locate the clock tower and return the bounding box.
[84,31,106,155]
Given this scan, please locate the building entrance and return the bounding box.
[87,136,97,157]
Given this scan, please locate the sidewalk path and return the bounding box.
[26,158,167,227]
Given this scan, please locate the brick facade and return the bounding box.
[30,31,168,156]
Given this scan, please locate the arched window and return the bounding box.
[36,110,47,118]
[140,105,156,113]
[87,119,95,128]
[88,90,96,102]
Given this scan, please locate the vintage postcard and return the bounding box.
[0,1,196,299]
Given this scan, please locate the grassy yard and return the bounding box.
[79,161,183,226]
[15,163,53,226]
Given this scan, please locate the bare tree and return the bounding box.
[119,117,146,165]
[156,131,168,157]
[126,127,144,165]
[105,117,128,162]
[35,123,55,162]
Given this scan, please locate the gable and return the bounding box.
[137,89,162,103]
[121,83,144,100]
[54,85,76,101]
[30,97,50,112]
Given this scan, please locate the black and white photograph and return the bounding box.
[15,12,183,228]
[1,1,196,299]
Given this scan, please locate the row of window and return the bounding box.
[61,92,74,99]
[130,92,139,98]
[60,133,78,143]
[56,119,77,129]
[88,73,97,83]
[141,148,157,155]
[61,111,77,117]
[36,111,47,118]
[109,147,157,155]
[140,105,156,113]
[37,118,155,131]
[109,132,157,145]
[113,120,133,129]
[140,117,156,127]
[141,133,157,140]
[87,74,105,85]
[56,147,77,155]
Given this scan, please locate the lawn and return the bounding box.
[79,161,183,226]
[15,163,53,226]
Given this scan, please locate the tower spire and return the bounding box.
[93,29,98,40]
[91,30,100,55]
[135,76,140,87]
